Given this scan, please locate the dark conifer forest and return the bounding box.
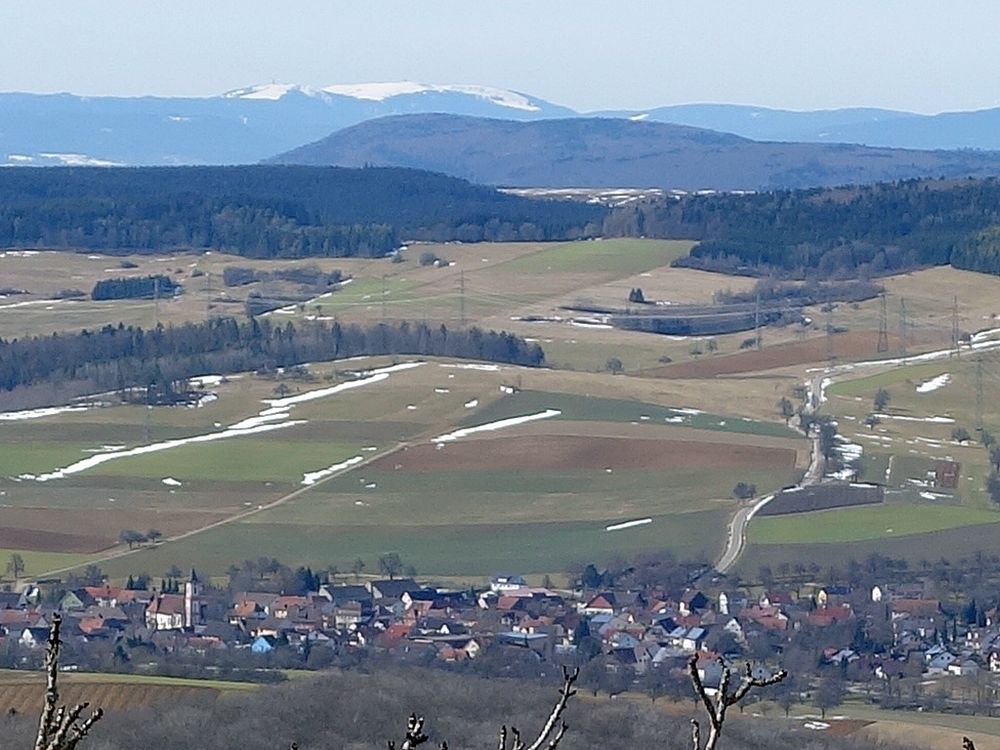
[606,177,1000,278]
[0,318,545,397]
[91,274,181,300]
[0,166,604,258]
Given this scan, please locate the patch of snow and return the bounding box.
[0,404,89,421]
[433,409,561,443]
[464,399,479,408]
[161,477,182,487]
[29,417,307,482]
[916,374,950,393]
[670,408,704,415]
[440,363,500,372]
[301,455,364,486]
[873,413,955,424]
[629,113,650,121]
[189,374,225,388]
[322,81,541,111]
[0,299,63,310]
[606,518,652,532]
[264,362,422,409]
[36,153,123,167]
[434,388,450,394]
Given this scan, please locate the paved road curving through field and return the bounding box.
[715,373,825,574]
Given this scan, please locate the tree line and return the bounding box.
[91,274,180,301]
[0,165,604,258]
[0,317,545,397]
[605,176,1000,279]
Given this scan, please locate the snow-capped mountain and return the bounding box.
[6,82,1000,168]
[223,81,546,112]
[0,82,572,166]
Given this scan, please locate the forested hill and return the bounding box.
[606,177,1000,278]
[0,166,604,258]
[269,113,1000,191]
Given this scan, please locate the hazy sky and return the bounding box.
[2,0,999,113]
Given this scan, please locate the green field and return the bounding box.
[750,503,1000,545]
[463,390,797,438]
[496,239,692,275]
[101,507,730,579]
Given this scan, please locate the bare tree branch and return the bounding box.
[688,654,786,750]
[391,664,579,750]
[33,615,104,750]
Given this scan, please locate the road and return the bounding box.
[35,440,413,580]
[715,373,825,574]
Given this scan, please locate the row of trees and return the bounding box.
[91,274,180,301]
[0,317,545,396]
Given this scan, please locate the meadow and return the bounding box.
[7,238,1000,581]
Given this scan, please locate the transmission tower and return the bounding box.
[876,292,889,353]
[825,306,835,364]
[976,356,985,432]
[205,270,212,321]
[754,292,762,350]
[899,297,908,357]
[460,269,466,327]
[381,274,387,321]
[952,296,960,358]
[153,275,161,327]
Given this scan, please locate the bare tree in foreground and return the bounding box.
[387,666,580,750]
[688,655,786,750]
[34,614,104,750]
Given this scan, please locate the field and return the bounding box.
[0,669,256,713]
[8,240,1000,580]
[0,343,804,579]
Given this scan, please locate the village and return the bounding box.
[2,557,999,717]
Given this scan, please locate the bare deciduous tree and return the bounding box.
[385,666,579,750]
[688,654,786,750]
[34,614,103,750]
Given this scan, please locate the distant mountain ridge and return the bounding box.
[268,114,1000,191]
[0,82,573,167]
[5,83,1000,167]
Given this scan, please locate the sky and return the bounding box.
[1,0,999,113]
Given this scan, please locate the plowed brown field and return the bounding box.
[647,330,946,378]
[369,435,796,472]
[0,682,217,713]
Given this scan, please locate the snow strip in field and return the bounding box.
[0,405,90,422]
[873,413,955,424]
[605,518,652,532]
[439,363,500,372]
[189,374,225,388]
[0,299,62,310]
[162,477,182,487]
[916,374,950,393]
[263,362,423,409]
[433,409,561,443]
[302,455,364,485]
[26,419,306,482]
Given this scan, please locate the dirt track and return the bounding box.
[366,434,797,473]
